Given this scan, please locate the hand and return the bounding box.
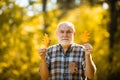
[83,43,93,55]
[38,48,47,58]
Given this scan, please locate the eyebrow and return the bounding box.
[59,29,73,33]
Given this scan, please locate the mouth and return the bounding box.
[62,39,69,40]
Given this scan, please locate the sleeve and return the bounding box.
[79,44,85,70]
[81,47,86,79]
[45,48,51,71]
[82,50,86,71]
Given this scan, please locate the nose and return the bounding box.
[63,32,67,37]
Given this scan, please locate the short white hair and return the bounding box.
[57,21,75,32]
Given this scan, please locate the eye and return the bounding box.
[60,30,64,33]
[67,30,72,33]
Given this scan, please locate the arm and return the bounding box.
[85,54,96,80]
[83,43,96,80]
[39,48,50,80]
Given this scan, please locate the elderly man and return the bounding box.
[39,22,96,80]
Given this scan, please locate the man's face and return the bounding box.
[56,25,75,46]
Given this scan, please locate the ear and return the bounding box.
[74,32,76,36]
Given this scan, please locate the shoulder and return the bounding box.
[72,43,85,57]
[46,44,60,56]
[47,44,59,52]
[72,43,84,50]
[47,44,59,49]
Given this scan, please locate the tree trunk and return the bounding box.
[42,0,47,12]
[57,0,75,9]
[42,0,48,33]
[107,0,119,79]
[108,0,118,63]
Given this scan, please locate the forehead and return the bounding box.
[57,23,74,31]
[58,25,73,31]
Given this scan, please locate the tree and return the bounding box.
[57,0,76,9]
[42,0,49,33]
[107,0,120,80]
[0,0,42,80]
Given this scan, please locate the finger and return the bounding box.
[84,44,93,50]
[39,48,46,52]
[38,48,47,56]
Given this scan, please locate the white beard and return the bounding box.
[58,39,72,46]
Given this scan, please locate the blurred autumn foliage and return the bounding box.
[0,0,120,80]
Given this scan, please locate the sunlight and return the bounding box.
[0,10,3,15]
[103,2,109,9]
[27,10,34,17]
[15,0,29,7]
[24,26,35,32]
[75,0,81,5]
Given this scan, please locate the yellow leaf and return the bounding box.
[81,30,90,43]
[42,33,50,48]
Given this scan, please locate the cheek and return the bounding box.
[58,33,63,37]
[57,33,62,39]
[68,34,73,37]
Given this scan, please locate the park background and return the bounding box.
[0,0,120,80]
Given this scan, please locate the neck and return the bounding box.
[61,44,71,53]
